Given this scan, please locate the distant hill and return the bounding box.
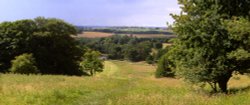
[76,32,176,39]
[75,26,173,35]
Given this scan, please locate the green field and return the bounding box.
[1,61,250,105]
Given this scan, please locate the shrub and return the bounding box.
[80,50,104,76]
[155,55,174,78]
[9,53,39,74]
[146,55,154,64]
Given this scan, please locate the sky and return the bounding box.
[0,0,181,27]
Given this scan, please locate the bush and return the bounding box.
[9,53,39,74]
[146,55,154,64]
[80,50,104,76]
[155,55,174,78]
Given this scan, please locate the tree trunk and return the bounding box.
[90,69,93,76]
[218,73,232,93]
[92,69,95,75]
[218,80,228,93]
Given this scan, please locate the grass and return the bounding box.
[1,60,250,105]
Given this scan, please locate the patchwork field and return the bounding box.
[1,61,250,105]
[76,32,113,38]
[76,31,175,38]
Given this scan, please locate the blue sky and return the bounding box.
[0,0,180,27]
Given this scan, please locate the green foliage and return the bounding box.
[124,41,152,62]
[153,47,169,63]
[155,54,174,78]
[31,17,82,75]
[77,26,173,35]
[0,20,37,72]
[78,36,167,62]
[9,53,39,74]
[80,50,104,76]
[0,17,83,75]
[169,0,250,93]
[146,55,154,64]
[153,42,163,49]
[123,46,140,61]
[224,17,250,74]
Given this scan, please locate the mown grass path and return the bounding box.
[1,61,250,105]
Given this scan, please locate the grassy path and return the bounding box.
[97,61,119,77]
[1,61,250,105]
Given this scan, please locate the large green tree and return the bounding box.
[169,0,250,93]
[30,17,82,75]
[0,17,83,75]
[0,20,37,72]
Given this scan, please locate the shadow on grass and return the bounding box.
[194,85,250,96]
[228,85,250,94]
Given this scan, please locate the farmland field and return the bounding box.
[76,31,175,38]
[76,32,113,38]
[1,61,250,105]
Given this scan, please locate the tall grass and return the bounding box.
[1,61,250,105]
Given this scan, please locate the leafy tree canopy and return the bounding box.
[169,0,250,93]
[80,50,104,76]
[0,17,83,75]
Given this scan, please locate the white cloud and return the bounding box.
[115,0,181,26]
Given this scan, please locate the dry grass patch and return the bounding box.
[77,32,113,38]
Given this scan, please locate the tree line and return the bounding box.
[0,17,168,76]
[78,36,169,62]
[0,17,103,76]
[76,26,172,35]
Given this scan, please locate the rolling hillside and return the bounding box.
[1,61,250,105]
